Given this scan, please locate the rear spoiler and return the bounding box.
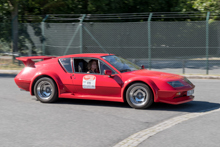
[16,56,56,67]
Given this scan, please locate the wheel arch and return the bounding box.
[122,79,159,103]
[30,72,63,96]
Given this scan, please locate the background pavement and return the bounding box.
[0,75,219,147]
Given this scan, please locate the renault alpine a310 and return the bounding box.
[14,53,195,109]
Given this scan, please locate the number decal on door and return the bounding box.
[82,75,96,89]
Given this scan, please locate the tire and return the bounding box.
[34,77,58,103]
[126,83,153,109]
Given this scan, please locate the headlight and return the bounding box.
[167,81,184,88]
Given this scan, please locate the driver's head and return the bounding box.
[88,59,98,71]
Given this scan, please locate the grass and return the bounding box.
[0,57,24,70]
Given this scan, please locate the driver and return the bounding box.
[87,59,99,73]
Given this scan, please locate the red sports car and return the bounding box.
[15,53,195,109]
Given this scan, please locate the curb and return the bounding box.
[0,70,21,74]
[184,75,220,79]
[0,70,219,79]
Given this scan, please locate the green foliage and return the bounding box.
[0,39,11,53]
[192,0,220,13]
[0,0,199,16]
[1,0,219,17]
[0,22,11,53]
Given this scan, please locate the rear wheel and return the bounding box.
[126,83,153,109]
[34,77,58,103]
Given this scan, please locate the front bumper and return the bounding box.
[157,89,194,105]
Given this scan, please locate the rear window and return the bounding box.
[59,58,73,73]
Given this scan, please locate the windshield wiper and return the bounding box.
[120,69,132,73]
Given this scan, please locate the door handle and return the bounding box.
[70,75,75,79]
[72,74,76,79]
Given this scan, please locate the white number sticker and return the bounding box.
[82,75,96,89]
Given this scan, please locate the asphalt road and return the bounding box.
[0,74,220,147]
[139,110,220,147]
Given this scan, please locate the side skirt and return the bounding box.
[59,93,124,102]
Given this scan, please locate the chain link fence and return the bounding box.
[1,13,220,75]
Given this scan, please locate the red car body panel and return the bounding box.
[14,53,195,104]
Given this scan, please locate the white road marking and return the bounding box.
[114,107,220,147]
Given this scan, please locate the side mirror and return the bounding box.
[104,70,112,76]
[141,65,145,69]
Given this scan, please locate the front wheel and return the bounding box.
[126,83,153,109]
[34,77,58,103]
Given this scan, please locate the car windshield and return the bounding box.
[102,55,141,73]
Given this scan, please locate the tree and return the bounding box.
[192,0,220,13]
[0,0,19,56]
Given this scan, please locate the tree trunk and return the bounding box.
[11,0,18,61]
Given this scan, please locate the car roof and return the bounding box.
[58,53,114,58]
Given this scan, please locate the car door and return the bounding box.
[72,58,123,98]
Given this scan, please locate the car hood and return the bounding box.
[127,69,183,81]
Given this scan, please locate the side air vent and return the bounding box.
[59,58,73,73]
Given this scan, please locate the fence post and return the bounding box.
[182,60,185,74]
[148,13,153,70]
[41,15,49,55]
[28,45,32,56]
[80,14,86,53]
[64,14,85,55]
[206,12,210,75]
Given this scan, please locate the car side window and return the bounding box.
[59,58,73,73]
[74,59,88,73]
[100,61,116,75]
[74,58,101,74]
